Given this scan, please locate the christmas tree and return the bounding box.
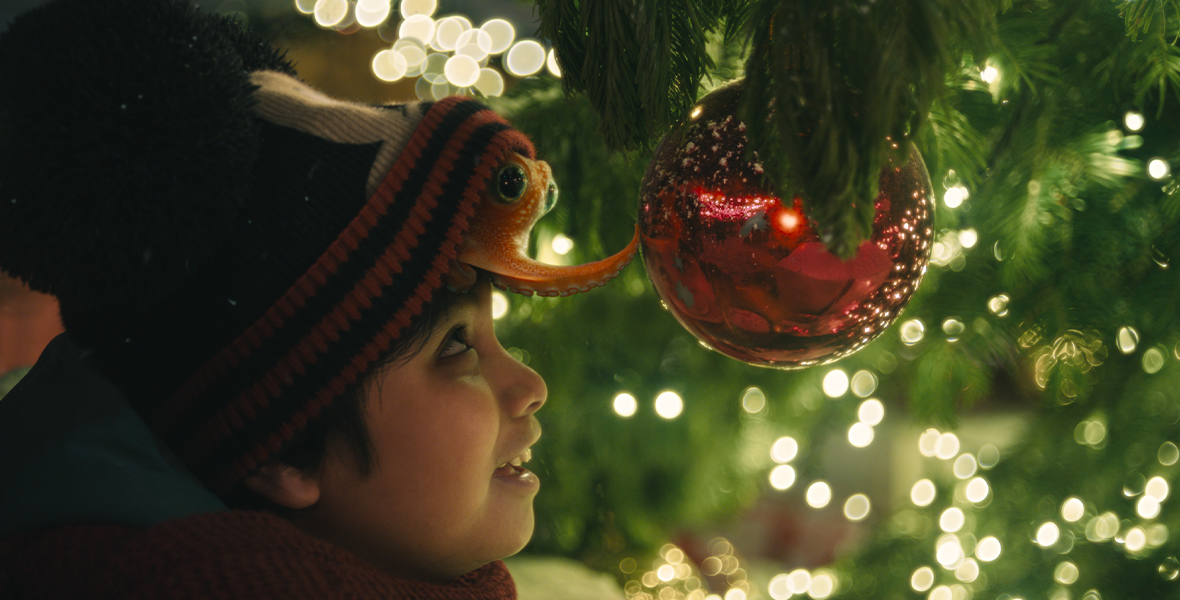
[6,0,1180,598]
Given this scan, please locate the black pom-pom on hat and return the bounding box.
[0,0,294,311]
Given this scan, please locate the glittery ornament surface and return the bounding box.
[638,80,934,368]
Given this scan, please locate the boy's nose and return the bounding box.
[502,354,547,418]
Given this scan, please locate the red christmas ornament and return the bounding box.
[639,80,934,368]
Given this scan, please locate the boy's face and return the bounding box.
[298,281,547,581]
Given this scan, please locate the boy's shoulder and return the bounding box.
[0,510,516,599]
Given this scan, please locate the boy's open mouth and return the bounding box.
[493,448,533,477]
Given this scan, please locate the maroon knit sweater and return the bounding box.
[0,510,517,599]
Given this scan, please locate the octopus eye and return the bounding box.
[494,164,528,204]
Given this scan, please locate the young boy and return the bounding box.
[0,0,632,596]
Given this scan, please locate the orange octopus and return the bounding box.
[448,153,640,297]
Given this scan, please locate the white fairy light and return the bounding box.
[769,465,796,490]
[354,0,391,28]
[806,482,832,508]
[613,393,637,417]
[1124,111,1145,131]
[858,399,885,425]
[911,479,937,506]
[911,566,935,592]
[1036,522,1060,547]
[1062,497,1085,522]
[473,68,505,97]
[546,48,562,77]
[1149,159,1170,180]
[770,437,798,463]
[371,49,408,82]
[848,422,875,448]
[901,319,926,345]
[550,233,574,256]
[980,65,999,83]
[940,508,965,533]
[313,0,349,27]
[400,0,437,18]
[491,291,509,320]
[822,369,849,397]
[432,16,469,51]
[844,494,871,521]
[443,54,480,87]
[964,478,989,503]
[654,391,684,419]
[480,19,516,54]
[976,537,1002,561]
[399,14,436,43]
[505,40,546,77]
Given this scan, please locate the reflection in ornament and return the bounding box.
[638,80,935,368]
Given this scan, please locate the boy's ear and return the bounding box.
[243,464,321,509]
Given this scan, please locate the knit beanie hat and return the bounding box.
[0,0,633,496]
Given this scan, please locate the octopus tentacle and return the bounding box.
[453,152,637,296]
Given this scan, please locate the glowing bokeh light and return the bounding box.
[1148,476,1172,501]
[613,393,637,417]
[1138,495,1162,519]
[400,0,436,18]
[1149,159,1170,180]
[955,558,979,583]
[822,369,849,397]
[959,228,978,249]
[771,436,799,463]
[1055,561,1079,585]
[479,19,516,55]
[850,370,878,397]
[976,536,1002,561]
[919,429,941,457]
[741,387,766,413]
[844,494,871,521]
[911,566,935,592]
[809,572,836,599]
[1036,522,1060,547]
[505,40,546,77]
[912,479,937,506]
[546,48,562,77]
[1117,326,1140,353]
[769,465,797,490]
[1127,527,1148,552]
[980,65,999,83]
[398,14,436,42]
[313,0,349,27]
[491,291,509,320]
[473,68,505,97]
[936,536,964,567]
[654,391,684,419]
[858,399,885,425]
[355,0,391,27]
[935,433,961,460]
[1062,497,1085,522]
[786,569,811,594]
[965,477,990,503]
[940,508,965,533]
[943,185,968,208]
[848,422,875,448]
[901,319,926,344]
[371,49,408,82]
[806,482,832,508]
[1125,111,1145,131]
[953,454,978,479]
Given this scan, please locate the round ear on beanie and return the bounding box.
[0,0,294,310]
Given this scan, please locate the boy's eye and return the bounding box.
[438,325,472,358]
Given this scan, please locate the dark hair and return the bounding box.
[226,285,466,508]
